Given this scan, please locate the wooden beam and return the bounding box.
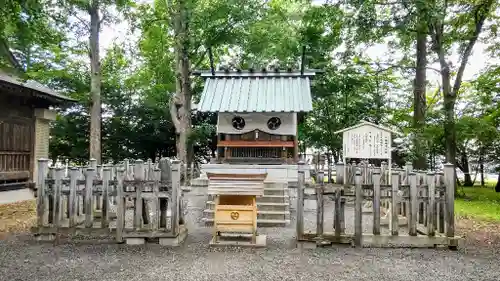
[30,113,35,183]
[0,171,30,181]
[217,140,295,148]
[216,133,221,162]
[294,136,299,162]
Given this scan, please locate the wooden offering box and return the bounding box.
[207,173,267,247]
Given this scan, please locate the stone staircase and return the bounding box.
[202,181,290,227]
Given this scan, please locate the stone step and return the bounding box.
[190,186,288,196]
[203,209,289,220]
[190,178,209,187]
[203,218,289,227]
[205,201,288,211]
[263,187,288,196]
[204,194,288,204]
[257,194,289,203]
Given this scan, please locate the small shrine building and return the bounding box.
[195,69,317,166]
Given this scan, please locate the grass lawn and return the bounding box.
[317,173,500,223]
[455,181,500,222]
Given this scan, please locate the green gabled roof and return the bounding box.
[195,70,317,113]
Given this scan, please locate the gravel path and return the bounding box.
[1,193,500,281]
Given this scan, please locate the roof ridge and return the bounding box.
[0,71,75,103]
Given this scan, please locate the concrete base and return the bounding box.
[0,188,35,204]
[200,164,311,182]
[159,226,188,246]
[297,241,319,250]
[126,238,146,245]
[209,234,267,248]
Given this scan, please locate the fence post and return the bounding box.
[327,163,332,183]
[372,167,381,235]
[47,168,55,224]
[183,162,188,185]
[91,159,101,211]
[152,168,161,231]
[123,159,129,180]
[443,163,455,239]
[53,168,63,231]
[101,167,111,228]
[84,167,96,228]
[171,160,181,236]
[36,159,49,228]
[116,168,125,242]
[391,171,400,236]
[190,162,195,182]
[334,161,345,236]
[134,160,144,229]
[335,162,344,184]
[403,162,413,217]
[296,160,305,241]
[159,158,171,229]
[110,164,117,205]
[404,162,413,184]
[408,172,418,236]
[78,166,84,215]
[427,171,436,236]
[68,167,78,227]
[437,171,445,234]
[316,170,324,237]
[381,161,388,184]
[146,159,153,181]
[354,169,363,247]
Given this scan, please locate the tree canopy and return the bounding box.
[1,0,499,187]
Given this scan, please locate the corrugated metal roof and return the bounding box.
[197,72,314,112]
[0,71,76,102]
[196,70,318,78]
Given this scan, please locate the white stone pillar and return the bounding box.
[33,108,57,183]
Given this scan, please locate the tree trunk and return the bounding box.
[443,93,456,164]
[460,150,473,186]
[89,1,102,164]
[479,148,485,186]
[332,150,339,163]
[170,0,192,164]
[440,61,458,191]
[438,58,456,164]
[495,172,500,192]
[431,0,493,189]
[412,32,427,170]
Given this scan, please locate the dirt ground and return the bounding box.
[2,199,500,248]
[456,218,500,249]
[2,200,500,281]
[0,200,36,239]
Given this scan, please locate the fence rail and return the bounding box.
[33,158,187,244]
[45,158,200,186]
[296,161,458,248]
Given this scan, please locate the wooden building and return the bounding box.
[195,69,317,164]
[0,71,75,193]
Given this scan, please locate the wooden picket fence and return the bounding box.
[296,161,459,248]
[47,158,200,186]
[32,158,187,245]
